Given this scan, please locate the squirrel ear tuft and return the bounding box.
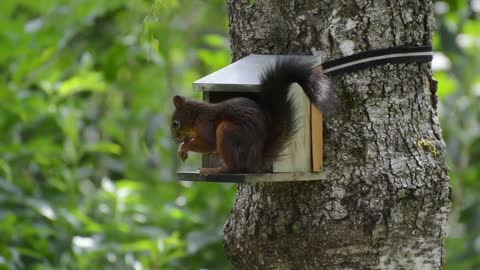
[173,95,186,108]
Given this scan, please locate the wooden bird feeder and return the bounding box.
[176,54,325,183]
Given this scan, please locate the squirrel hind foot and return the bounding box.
[199,167,230,176]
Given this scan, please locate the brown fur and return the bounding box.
[172,96,267,174]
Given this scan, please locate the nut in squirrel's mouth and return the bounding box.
[175,136,190,144]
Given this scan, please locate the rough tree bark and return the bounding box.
[223,0,450,269]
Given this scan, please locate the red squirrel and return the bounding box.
[171,56,336,175]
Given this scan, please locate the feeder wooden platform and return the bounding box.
[176,170,328,183]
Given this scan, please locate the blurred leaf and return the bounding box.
[0,160,13,182]
[203,34,226,48]
[435,71,457,97]
[57,71,108,97]
[85,142,122,155]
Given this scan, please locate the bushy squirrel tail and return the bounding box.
[258,56,337,163]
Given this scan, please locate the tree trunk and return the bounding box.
[223,0,450,269]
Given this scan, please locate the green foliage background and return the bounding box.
[0,0,478,269]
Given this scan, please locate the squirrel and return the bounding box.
[171,56,337,175]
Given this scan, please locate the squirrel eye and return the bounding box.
[172,120,181,129]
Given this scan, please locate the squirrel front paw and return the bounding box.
[178,150,188,162]
[199,167,228,176]
[177,143,188,162]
